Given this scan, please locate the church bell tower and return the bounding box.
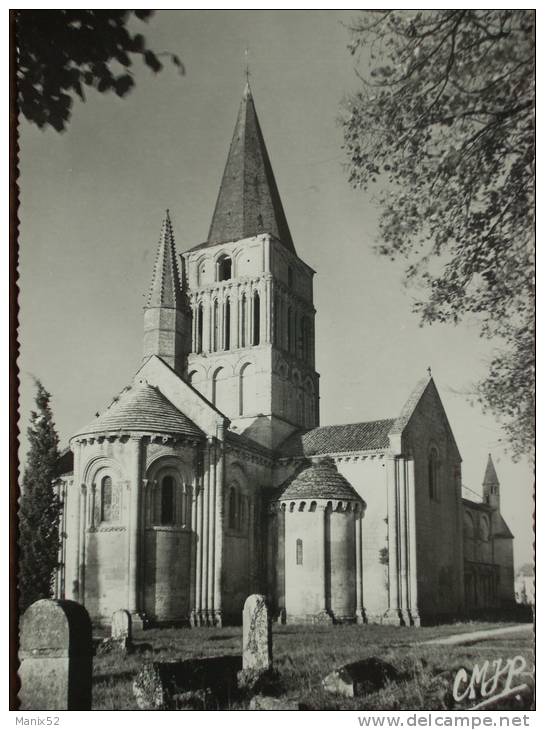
[181,83,319,449]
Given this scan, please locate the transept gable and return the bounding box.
[135,355,227,439]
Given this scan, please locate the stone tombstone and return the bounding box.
[242,594,272,672]
[19,599,93,710]
[111,609,131,642]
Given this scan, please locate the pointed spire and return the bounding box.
[482,453,500,487]
[147,210,182,309]
[206,85,295,252]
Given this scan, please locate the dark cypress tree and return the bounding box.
[19,380,61,612]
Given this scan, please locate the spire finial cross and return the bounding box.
[244,47,251,83]
[427,366,432,377]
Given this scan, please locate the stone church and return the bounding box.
[56,83,515,627]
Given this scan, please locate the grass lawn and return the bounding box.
[92,620,534,711]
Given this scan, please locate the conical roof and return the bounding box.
[275,457,362,502]
[204,83,295,252]
[73,383,203,439]
[147,211,182,308]
[482,454,500,486]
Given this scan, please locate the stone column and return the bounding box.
[261,278,269,344]
[276,505,286,622]
[207,438,216,621]
[127,436,142,619]
[189,462,198,626]
[77,484,87,605]
[355,507,365,624]
[232,287,239,349]
[384,457,400,624]
[89,483,97,530]
[213,426,225,626]
[195,474,203,624]
[406,457,420,626]
[203,293,211,353]
[398,458,410,625]
[201,446,210,623]
[191,301,196,352]
[139,479,150,615]
[317,503,330,619]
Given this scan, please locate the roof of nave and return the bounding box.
[277,419,395,457]
[191,82,295,254]
[274,457,363,502]
[73,382,204,439]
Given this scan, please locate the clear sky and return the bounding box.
[17,10,533,568]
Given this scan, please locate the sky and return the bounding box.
[17,10,533,568]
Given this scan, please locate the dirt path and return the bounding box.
[421,623,533,646]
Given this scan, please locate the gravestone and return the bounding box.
[322,657,399,698]
[96,609,133,655]
[237,594,273,691]
[19,599,93,710]
[111,609,131,642]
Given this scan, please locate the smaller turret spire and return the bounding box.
[147,210,182,309]
[482,453,500,509]
[482,453,500,487]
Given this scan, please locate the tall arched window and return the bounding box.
[428,447,439,500]
[224,298,231,350]
[196,303,203,353]
[161,475,175,525]
[213,300,219,352]
[253,291,260,345]
[241,294,247,347]
[296,538,303,565]
[239,362,256,416]
[100,476,113,522]
[217,255,232,281]
[212,367,230,414]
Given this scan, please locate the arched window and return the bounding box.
[480,515,489,542]
[428,447,439,500]
[212,367,230,414]
[224,298,231,350]
[100,476,113,522]
[196,303,203,353]
[217,255,232,282]
[241,294,247,347]
[213,300,219,352]
[253,291,260,345]
[239,362,256,416]
[160,475,175,525]
[296,538,303,565]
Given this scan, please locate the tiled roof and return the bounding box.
[226,429,273,458]
[202,82,295,253]
[275,457,363,502]
[277,419,395,457]
[73,383,203,439]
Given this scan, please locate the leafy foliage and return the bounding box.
[16,10,184,132]
[343,10,535,459]
[19,380,61,612]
